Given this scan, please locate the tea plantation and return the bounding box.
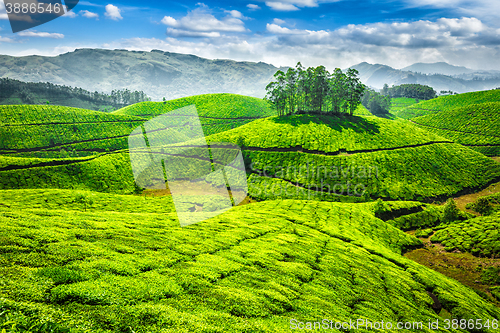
[395,89,500,119]
[411,102,500,156]
[2,91,500,332]
[431,212,500,258]
[205,114,500,201]
[1,190,500,332]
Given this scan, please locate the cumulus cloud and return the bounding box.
[264,17,500,50]
[18,31,65,38]
[266,23,307,35]
[264,0,340,11]
[247,4,261,10]
[0,36,14,42]
[63,10,77,18]
[80,10,98,19]
[105,4,122,21]
[225,10,243,19]
[161,5,246,38]
[265,2,300,11]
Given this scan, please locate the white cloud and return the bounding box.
[265,2,300,11]
[264,0,339,11]
[167,28,221,38]
[161,5,247,38]
[80,10,99,19]
[225,10,243,19]
[247,4,261,10]
[63,8,78,18]
[18,31,65,38]
[266,23,307,34]
[401,0,500,25]
[273,18,286,25]
[105,4,122,21]
[0,36,14,42]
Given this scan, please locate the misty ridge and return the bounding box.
[1,48,500,101]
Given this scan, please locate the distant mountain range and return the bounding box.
[1,48,500,100]
[351,62,500,93]
[0,49,282,101]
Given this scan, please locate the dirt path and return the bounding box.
[404,236,500,306]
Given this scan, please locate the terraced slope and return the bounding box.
[203,114,500,201]
[0,104,145,158]
[389,97,418,116]
[0,190,499,332]
[396,89,500,119]
[431,212,500,257]
[411,102,500,156]
[0,96,274,193]
[113,93,276,136]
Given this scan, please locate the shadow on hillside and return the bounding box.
[270,114,380,134]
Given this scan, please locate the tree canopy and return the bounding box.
[265,63,365,116]
[385,84,436,100]
[361,88,391,116]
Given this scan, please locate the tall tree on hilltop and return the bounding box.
[345,68,366,116]
[329,68,347,114]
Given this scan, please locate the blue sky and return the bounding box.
[1,0,500,70]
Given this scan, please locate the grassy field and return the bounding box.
[1,189,499,332]
[411,102,500,156]
[396,89,500,119]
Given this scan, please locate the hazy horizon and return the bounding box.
[1,0,500,71]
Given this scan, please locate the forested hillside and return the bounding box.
[0,78,150,111]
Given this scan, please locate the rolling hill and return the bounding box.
[2,90,500,331]
[0,94,277,193]
[202,114,500,201]
[1,190,499,331]
[393,89,500,119]
[411,102,500,156]
[2,101,499,201]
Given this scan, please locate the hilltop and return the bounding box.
[411,102,500,156]
[394,89,500,119]
[0,190,499,331]
[0,49,281,101]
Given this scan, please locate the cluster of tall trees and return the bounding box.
[361,88,391,115]
[265,63,365,116]
[0,78,151,110]
[382,83,436,100]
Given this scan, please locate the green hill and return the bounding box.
[411,102,500,156]
[0,95,275,193]
[1,190,499,331]
[431,212,500,258]
[389,97,418,115]
[395,89,500,119]
[203,114,500,201]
